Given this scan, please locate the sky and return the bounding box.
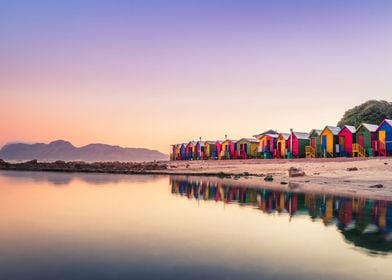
[1,0,392,153]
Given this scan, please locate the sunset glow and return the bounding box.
[1,1,392,153]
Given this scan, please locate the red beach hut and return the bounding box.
[338,125,356,157]
[213,141,223,159]
[287,132,310,158]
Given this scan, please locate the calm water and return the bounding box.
[0,171,391,280]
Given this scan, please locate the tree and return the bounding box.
[337,100,392,128]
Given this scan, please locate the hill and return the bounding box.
[337,100,392,128]
[0,140,168,162]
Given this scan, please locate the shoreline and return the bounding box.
[1,157,392,200]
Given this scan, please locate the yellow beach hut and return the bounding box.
[277,133,290,158]
[320,126,341,157]
[203,141,216,160]
[236,138,259,159]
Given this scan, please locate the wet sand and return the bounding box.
[167,157,392,200]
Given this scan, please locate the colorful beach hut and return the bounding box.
[338,125,356,157]
[170,145,176,160]
[179,143,187,160]
[220,140,237,159]
[213,141,223,159]
[203,141,216,160]
[257,133,279,158]
[354,123,378,157]
[194,141,205,160]
[277,133,290,158]
[376,119,392,156]
[320,126,341,157]
[185,141,197,160]
[306,129,322,158]
[172,144,182,160]
[287,132,310,158]
[236,138,259,159]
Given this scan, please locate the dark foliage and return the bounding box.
[337,100,392,128]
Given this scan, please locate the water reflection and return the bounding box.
[0,170,162,185]
[1,171,392,279]
[170,176,392,255]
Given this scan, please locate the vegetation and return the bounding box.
[337,100,392,128]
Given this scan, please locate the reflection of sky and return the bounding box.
[1,1,392,152]
[0,171,391,279]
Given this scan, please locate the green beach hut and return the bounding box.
[306,129,322,158]
[354,123,378,157]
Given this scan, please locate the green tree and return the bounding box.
[337,100,392,128]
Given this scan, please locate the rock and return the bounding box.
[347,167,358,171]
[280,181,288,185]
[385,162,388,165]
[369,184,383,189]
[288,167,305,177]
[264,175,274,181]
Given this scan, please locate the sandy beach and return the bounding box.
[167,157,392,200]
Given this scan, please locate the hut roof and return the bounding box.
[376,119,392,131]
[341,125,356,134]
[187,141,197,146]
[292,132,310,140]
[204,141,216,145]
[261,133,279,139]
[309,129,322,136]
[384,119,392,126]
[359,123,378,132]
[253,129,278,139]
[196,141,205,146]
[278,133,290,140]
[323,126,341,135]
[237,138,259,143]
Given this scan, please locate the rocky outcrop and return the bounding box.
[0,160,168,174]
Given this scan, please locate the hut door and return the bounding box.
[358,135,365,147]
[311,138,316,149]
[321,135,327,152]
[340,136,346,152]
[379,131,386,143]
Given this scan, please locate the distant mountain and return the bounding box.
[0,140,168,162]
[337,100,392,128]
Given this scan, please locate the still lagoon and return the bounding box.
[0,170,391,279]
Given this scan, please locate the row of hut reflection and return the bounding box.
[170,178,392,243]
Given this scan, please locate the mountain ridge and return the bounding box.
[0,140,168,162]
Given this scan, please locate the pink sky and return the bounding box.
[1,1,392,153]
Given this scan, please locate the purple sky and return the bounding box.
[1,0,392,152]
